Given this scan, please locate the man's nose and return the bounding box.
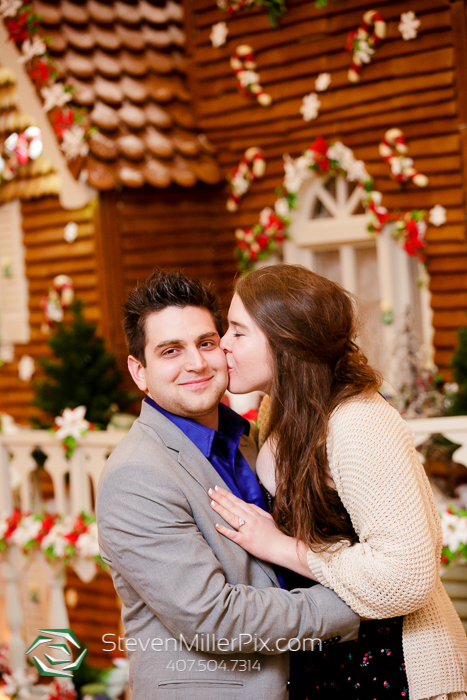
[185,347,208,370]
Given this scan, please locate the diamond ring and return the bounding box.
[238,518,246,529]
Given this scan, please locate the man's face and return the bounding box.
[128,306,228,428]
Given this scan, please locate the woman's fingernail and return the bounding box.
[211,500,216,507]
[208,488,212,495]
[214,485,219,492]
[215,523,220,529]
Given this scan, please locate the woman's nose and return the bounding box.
[219,333,230,352]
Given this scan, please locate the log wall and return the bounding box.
[96,184,225,370]
[184,0,467,378]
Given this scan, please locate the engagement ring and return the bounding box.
[238,518,246,529]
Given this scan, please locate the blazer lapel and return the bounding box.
[138,401,279,587]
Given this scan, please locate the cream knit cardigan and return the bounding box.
[258,392,467,700]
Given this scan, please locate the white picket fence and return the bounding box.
[2,415,467,672]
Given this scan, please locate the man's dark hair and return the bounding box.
[122,269,223,366]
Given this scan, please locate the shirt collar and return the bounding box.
[144,397,250,459]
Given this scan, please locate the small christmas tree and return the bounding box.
[447,326,467,415]
[32,299,136,427]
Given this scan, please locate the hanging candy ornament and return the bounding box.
[227,147,266,212]
[231,45,272,107]
[53,274,74,307]
[0,126,43,182]
[379,128,429,187]
[346,10,387,83]
[40,275,74,332]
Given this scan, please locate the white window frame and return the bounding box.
[284,175,434,383]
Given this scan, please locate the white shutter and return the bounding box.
[0,200,30,345]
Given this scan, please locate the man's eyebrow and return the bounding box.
[155,331,218,350]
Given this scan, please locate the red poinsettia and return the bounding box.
[403,217,425,257]
[309,136,330,174]
[6,13,30,43]
[52,108,74,138]
[29,59,53,85]
[36,512,58,543]
[64,512,89,544]
[3,508,22,539]
[241,408,259,422]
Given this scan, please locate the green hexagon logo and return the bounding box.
[25,629,87,677]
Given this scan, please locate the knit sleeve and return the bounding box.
[306,393,440,619]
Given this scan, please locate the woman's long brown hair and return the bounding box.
[235,264,381,551]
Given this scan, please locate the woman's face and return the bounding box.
[220,293,274,395]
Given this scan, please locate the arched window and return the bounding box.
[284,175,433,384]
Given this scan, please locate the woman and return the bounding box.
[210,264,467,700]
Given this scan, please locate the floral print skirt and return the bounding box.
[290,616,409,700]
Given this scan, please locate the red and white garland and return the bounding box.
[346,10,387,82]
[0,126,42,184]
[379,128,429,187]
[235,136,429,270]
[227,147,266,211]
[231,45,272,106]
[0,508,102,568]
[2,0,94,162]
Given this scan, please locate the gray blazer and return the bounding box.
[96,401,359,700]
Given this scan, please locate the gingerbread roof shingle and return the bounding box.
[35,0,221,190]
[0,66,61,203]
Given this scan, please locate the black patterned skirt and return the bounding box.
[289,614,409,700]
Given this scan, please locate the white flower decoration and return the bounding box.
[315,72,331,92]
[10,515,42,548]
[274,198,289,218]
[41,83,73,113]
[399,11,420,41]
[61,125,89,161]
[64,221,78,242]
[429,204,447,227]
[210,21,228,48]
[41,521,72,558]
[54,406,89,441]
[417,220,427,240]
[18,37,46,64]
[237,70,260,88]
[76,522,99,558]
[0,0,22,18]
[1,667,38,698]
[300,92,321,122]
[441,511,467,553]
[259,207,274,226]
[106,657,130,700]
[346,159,369,183]
[283,155,307,193]
[327,142,353,169]
[18,354,35,382]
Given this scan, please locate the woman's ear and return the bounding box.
[128,355,148,392]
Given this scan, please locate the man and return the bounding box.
[96,269,360,700]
